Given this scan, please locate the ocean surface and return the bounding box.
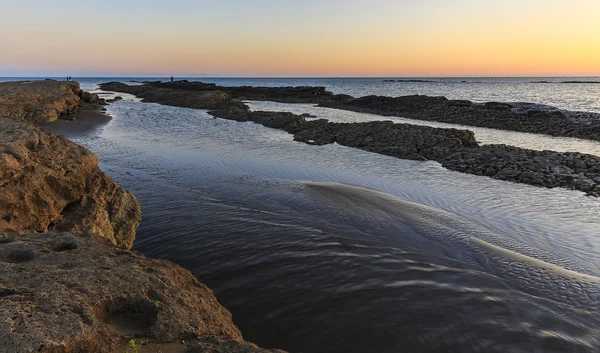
[4,77,600,352]
[3,76,600,113]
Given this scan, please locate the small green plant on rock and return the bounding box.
[123,339,142,353]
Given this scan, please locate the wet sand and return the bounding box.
[44,102,112,137]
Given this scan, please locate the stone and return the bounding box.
[448,99,473,107]
[0,233,246,353]
[484,102,512,111]
[0,118,141,248]
[0,80,82,124]
[81,91,99,104]
[103,82,600,197]
[99,82,231,110]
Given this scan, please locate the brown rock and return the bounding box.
[0,80,82,124]
[81,91,100,104]
[0,117,141,248]
[0,233,244,353]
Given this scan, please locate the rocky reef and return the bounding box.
[98,82,233,110]
[101,81,600,196]
[319,95,600,142]
[113,80,600,142]
[0,80,286,352]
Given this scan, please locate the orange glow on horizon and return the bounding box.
[1,0,599,77]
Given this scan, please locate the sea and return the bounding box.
[2,77,600,352]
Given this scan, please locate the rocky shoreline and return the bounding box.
[100,81,600,197]
[116,80,600,142]
[0,80,286,352]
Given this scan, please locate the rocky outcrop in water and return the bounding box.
[0,117,141,248]
[119,80,600,142]
[0,232,283,353]
[101,82,600,196]
[441,145,600,195]
[319,95,600,142]
[99,82,232,109]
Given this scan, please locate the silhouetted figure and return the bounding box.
[170,76,174,83]
[66,76,69,81]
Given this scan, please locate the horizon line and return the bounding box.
[1,75,600,79]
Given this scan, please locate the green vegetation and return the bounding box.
[123,339,142,353]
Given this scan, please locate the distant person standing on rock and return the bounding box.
[170,76,174,83]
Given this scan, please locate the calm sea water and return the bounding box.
[4,77,600,352]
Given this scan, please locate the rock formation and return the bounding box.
[0,80,83,124]
[319,95,600,142]
[0,117,141,248]
[98,82,232,110]
[102,81,600,196]
[0,232,282,353]
[111,80,600,142]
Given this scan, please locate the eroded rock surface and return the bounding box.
[0,233,245,353]
[0,80,83,124]
[0,118,141,248]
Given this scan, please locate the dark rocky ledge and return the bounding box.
[107,80,600,142]
[99,82,600,196]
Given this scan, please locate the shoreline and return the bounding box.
[99,81,600,197]
[44,101,113,137]
[136,80,600,142]
[0,80,284,353]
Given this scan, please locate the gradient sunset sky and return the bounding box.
[1,0,599,77]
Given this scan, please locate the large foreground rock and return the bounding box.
[0,80,83,124]
[0,118,141,248]
[0,232,258,353]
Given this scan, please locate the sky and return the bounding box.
[1,0,599,77]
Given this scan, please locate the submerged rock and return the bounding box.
[0,118,141,248]
[0,233,248,353]
[0,80,83,124]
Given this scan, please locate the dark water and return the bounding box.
[35,80,600,352]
